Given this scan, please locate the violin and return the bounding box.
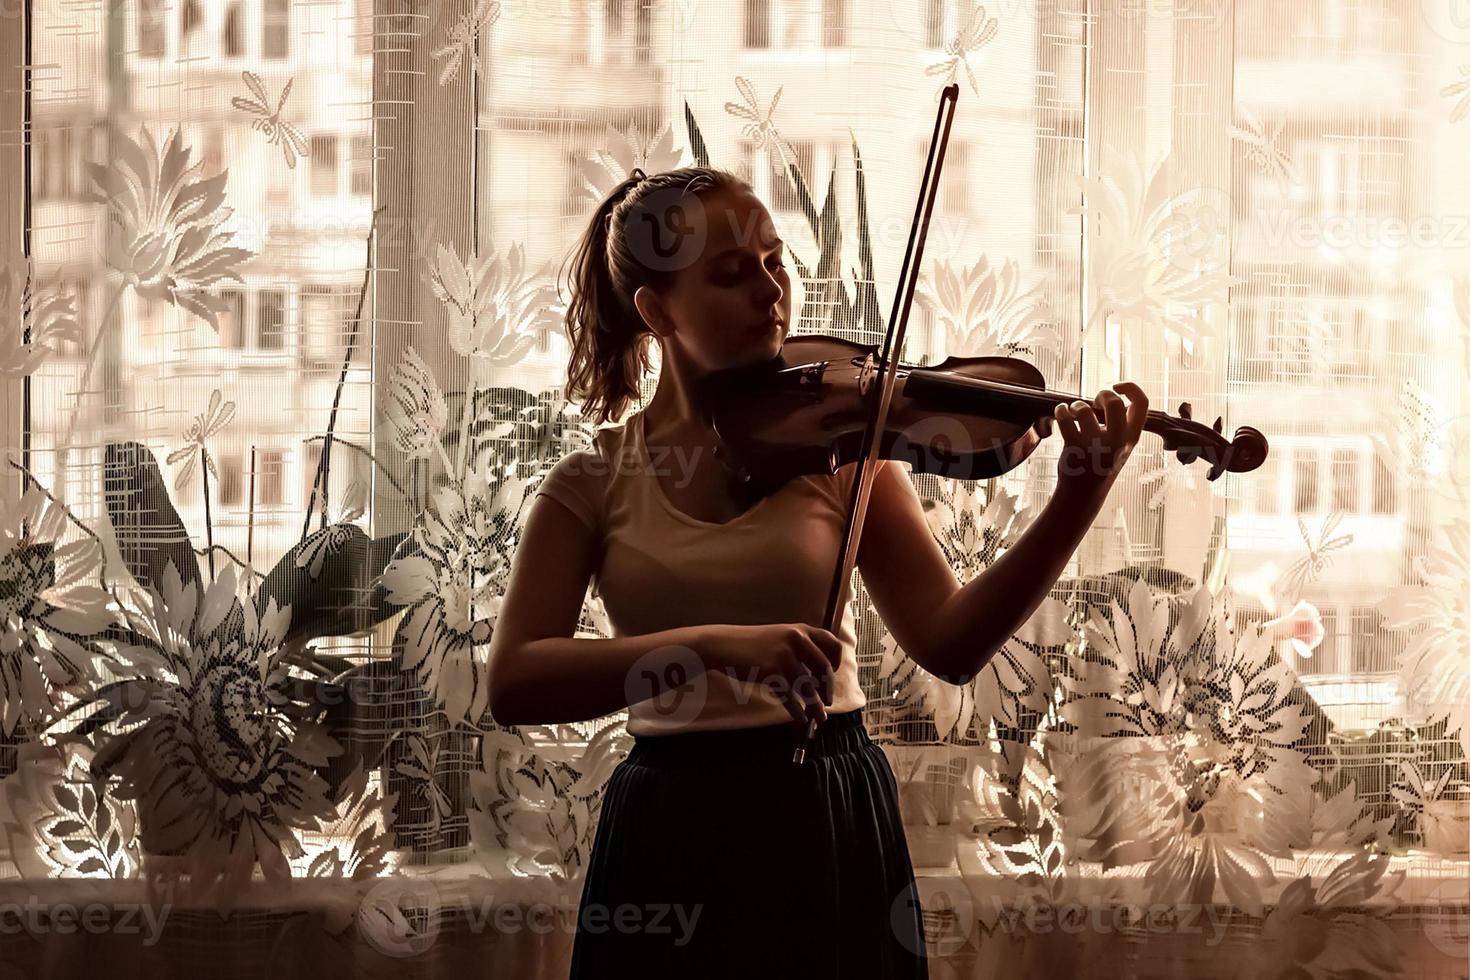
[696,83,1267,765]
[700,332,1269,501]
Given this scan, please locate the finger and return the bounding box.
[803,625,843,671]
[1053,402,1080,441]
[1098,389,1127,443]
[1071,399,1103,442]
[772,658,821,724]
[788,666,827,723]
[1114,381,1150,432]
[781,690,808,726]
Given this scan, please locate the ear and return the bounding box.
[632,285,673,339]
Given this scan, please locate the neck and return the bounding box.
[641,346,707,436]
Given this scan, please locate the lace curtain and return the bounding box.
[1,0,1467,974]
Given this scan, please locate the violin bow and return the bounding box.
[793,83,961,765]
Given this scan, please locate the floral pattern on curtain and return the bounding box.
[1,0,1467,974]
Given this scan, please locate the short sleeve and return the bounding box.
[814,458,904,513]
[533,449,606,535]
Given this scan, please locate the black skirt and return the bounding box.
[568,707,931,980]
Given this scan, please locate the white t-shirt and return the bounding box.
[531,410,883,736]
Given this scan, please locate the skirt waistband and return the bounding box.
[626,708,871,767]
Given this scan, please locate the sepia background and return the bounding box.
[1,0,1467,975]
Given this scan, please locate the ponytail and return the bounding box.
[559,164,748,424]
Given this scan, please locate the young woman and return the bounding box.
[487,165,1148,979]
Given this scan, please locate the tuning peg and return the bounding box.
[1212,416,1223,434]
[1178,401,1193,420]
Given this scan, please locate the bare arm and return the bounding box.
[486,491,711,726]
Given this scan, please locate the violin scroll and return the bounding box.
[1162,401,1269,480]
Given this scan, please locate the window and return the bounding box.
[822,0,846,47]
[923,0,974,50]
[356,0,374,55]
[1317,606,1340,673]
[137,0,165,58]
[1331,447,1360,512]
[767,140,818,215]
[744,0,770,48]
[223,2,245,57]
[1371,444,1397,513]
[302,442,324,510]
[350,134,372,197]
[179,0,203,47]
[217,289,246,348]
[301,284,361,365]
[256,449,286,506]
[1293,446,1319,511]
[311,134,339,197]
[258,289,287,350]
[219,451,244,506]
[1348,605,1386,673]
[263,0,290,59]
[601,0,651,63]
[35,125,90,201]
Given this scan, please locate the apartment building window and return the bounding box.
[35,126,81,201]
[256,449,286,506]
[302,443,324,509]
[350,134,372,197]
[223,2,245,57]
[1293,446,1319,512]
[258,289,287,350]
[301,284,362,365]
[311,134,339,196]
[1265,440,1390,515]
[217,289,246,348]
[1317,606,1340,672]
[219,451,244,505]
[1348,605,1389,673]
[263,0,290,59]
[356,0,374,55]
[741,0,844,49]
[1371,445,1396,513]
[822,0,846,47]
[179,0,204,47]
[1331,447,1361,512]
[744,0,770,48]
[137,0,166,58]
[766,140,818,215]
[602,0,651,63]
[924,0,975,49]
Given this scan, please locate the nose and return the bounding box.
[753,263,784,310]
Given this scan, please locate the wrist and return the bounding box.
[1054,473,1115,507]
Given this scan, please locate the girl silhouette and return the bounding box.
[487,165,1147,979]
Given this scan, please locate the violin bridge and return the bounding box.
[856,353,878,397]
